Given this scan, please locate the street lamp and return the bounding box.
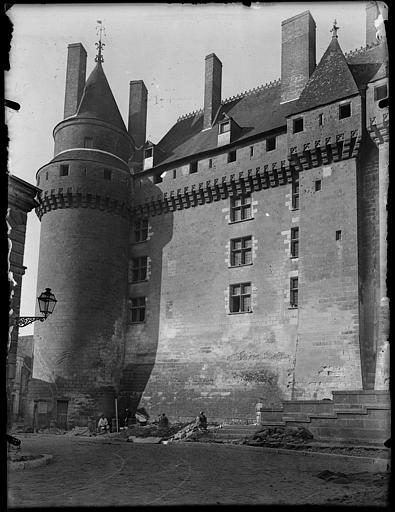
[14,288,57,328]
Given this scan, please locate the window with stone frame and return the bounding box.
[103,168,112,180]
[229,282,252,313]
[291,172,299,210]
[230,194,252,222]
[130,256,148,282]
[134,218,149,242]
[293,117,304,133]
[230,236,252,266]
[60,164,69,176]
[84,137,93,148]
[339,102,351,119]
[129,297,146,323]
[290,227,299,258]
[290,277,298,307]
[374,84,388,101]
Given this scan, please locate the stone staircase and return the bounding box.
[258,390,390,446]
[212,424,260,442]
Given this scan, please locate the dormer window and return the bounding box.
[219,121,230,134]
[293,117,304,133]
[144,143,154,171]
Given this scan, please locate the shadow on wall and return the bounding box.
[117,177,174,416]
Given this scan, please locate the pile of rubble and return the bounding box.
[64,426,93,437]
[245,425,313,448]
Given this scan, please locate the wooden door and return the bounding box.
[56,400,68,429]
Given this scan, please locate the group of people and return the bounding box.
[97,408,209,432]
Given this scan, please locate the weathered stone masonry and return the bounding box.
[30,6,389,426]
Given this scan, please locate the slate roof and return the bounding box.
[150,40,386,169]
[293,37,360,115]
[75,62,127,132]
[155,83,297,167]
[346,42,387,86]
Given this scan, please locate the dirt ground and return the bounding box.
[7,433,390,507]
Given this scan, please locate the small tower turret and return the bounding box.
[32,34,135,425]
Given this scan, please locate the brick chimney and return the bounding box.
[280,11,316,104]
[203,53,222,130]
[64,43,87,119]
[128,80,148,150]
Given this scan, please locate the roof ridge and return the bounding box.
[345,40,382,58]
[177,108,204,123]
[175,78,281,123]
[221,78,281,105]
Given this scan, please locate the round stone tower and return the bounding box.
[33,43,134,426]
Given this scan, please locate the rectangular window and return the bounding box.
[208,158,213,169]
[339,103,351,119]
[189,161,198,174]
[219,121,230,134]
[129,297,146,323]
[230,194,252,222]
[315,179,321,191]
[46,171,48,180]
[60,164,69,177]
[134,218,149,242]
[249,146,254,158]
[145,147,153,159]
[131,256,148,282]
[104,168,112,180]
[290,277,298,307]
[37,176,40,186]
[336,230,342,241]
[374,84,387,101]
[290,227,299,258]
[266,137,276,151]
[291,172,299,210]
[230,236,252,266]
[318,113,323,126]
[230,282,252,313]
[84,137,93,148]
[293,117,304,133]
[228,150,236,163]
[173,169,177,179]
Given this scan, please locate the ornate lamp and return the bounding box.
[14,288,57,328]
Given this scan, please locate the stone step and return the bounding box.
[258,421,286,427]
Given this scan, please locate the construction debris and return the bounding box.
[127,436,162,444]
[64,426,92,437]
[245,426,314,447]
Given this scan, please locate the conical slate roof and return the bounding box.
[75,62,127,131]
[294,36,359,114]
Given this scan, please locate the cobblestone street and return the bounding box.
[8,434,390,507]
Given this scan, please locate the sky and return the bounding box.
[6,2,368,333]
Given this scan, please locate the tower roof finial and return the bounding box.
[330,19,339,39]
[95,20,105,63]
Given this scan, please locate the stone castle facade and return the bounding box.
[28,4,389,428]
